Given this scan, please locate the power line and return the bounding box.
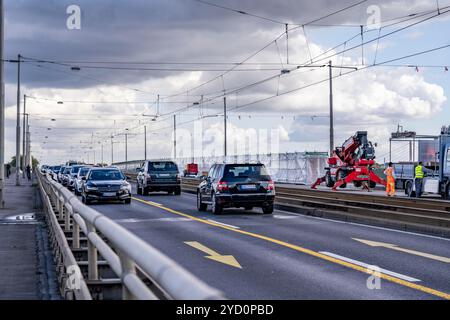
[192,0,287,25]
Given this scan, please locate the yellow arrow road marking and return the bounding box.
[353,238,450,263]
[185,241,242,269]
[132,197,450,300]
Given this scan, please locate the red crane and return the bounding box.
[311,131,386,191]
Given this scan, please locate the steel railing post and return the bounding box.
[72,217,80,249]
[64,204,71,232]
[58,196,64,221]
[87,223,98,280]
[118,250,137,300]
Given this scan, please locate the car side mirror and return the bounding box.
[82,177,86,181]
[126,176,131,180]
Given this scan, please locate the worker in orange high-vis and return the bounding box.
[383,162,396,197]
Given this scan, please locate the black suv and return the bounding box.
[81,167,131,205]
[136,161,181,195]
[197,163,275,214]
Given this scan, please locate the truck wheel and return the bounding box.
[442,184,450,200]
[369,181,376,189]
[353,181,362,188]
[338,171,347,189]
[174,187,181,195]
[325,171,335,188]
[406,181,416,198]
[197,191,207,211]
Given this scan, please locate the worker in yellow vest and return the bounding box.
[415,162,425,198]
[383,162,396,197]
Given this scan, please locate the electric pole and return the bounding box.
[223,96,227,157]
[22,95,26,178]
[111,135,114,165]
[144,125,147,160]
[173,115,176,159]
[329,60,334,156]
[125,132,128,169]
[0,0,5,207]
[15,54,21,186]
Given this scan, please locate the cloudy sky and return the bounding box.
[2,0,450,164]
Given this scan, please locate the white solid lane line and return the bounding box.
[207,219,240,229]
[319,251,421,283]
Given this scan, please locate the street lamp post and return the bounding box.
[329,61,334,156]
[15,54,21,186]
[223,96,227,158]
[0,0,5,207]
[22,95,26,178]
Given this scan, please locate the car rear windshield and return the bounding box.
[223,165,271,181]
[89,170,124,181]
[79,167,91,176]
[71,166,83,174]
[148,162,178,172]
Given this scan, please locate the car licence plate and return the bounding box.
[103,192,116,197]
[240,184,257,190]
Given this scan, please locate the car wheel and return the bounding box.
[244,206,253,211]
[124,198,131,204]
[211,193,222,215]
[174,187,181,195]
[262,204,274,214]
[197,191,207,211]
[137,183,142,195]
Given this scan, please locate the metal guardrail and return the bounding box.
[36,171,225,300]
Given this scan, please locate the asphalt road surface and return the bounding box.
[83,186,450,300]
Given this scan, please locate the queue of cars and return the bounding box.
[41,163,132,205]
[42,160,276,214]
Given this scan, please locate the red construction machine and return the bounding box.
[311,131,386,191]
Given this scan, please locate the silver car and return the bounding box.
[75,166,91,196]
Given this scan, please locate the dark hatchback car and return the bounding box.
[136,160,181,195]
[197,163,275,215]
[81,168,131,205]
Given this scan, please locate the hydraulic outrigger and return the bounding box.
[311,131,386,191]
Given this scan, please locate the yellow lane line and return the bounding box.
[132,196,450,300]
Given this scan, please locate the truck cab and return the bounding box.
[404,126,450,199]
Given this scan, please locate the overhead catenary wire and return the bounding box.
[21,5,450,149]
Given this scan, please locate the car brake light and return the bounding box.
[217,180,229,192]
[267,180,275,191]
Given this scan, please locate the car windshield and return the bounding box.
[223,165,271,181]
[89,170,124,181]
[148,162,178,172]
[53,166,61,171]
[64,168,71,174]
[79,168,91,177]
